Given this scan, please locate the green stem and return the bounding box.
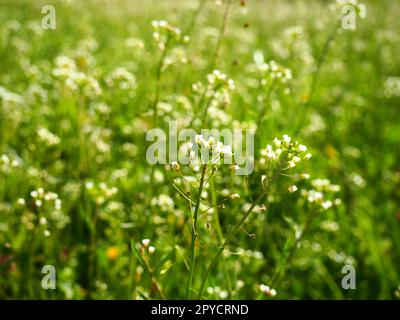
[271,209,318,288]
[197,165,284,299]
[185,0,207,36]
[152,37,171,125]
[186,164,207,299]
[211,0,232,70]
[293,20,340,136]
[197,187,271,299]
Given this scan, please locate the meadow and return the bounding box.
[0,0,400,300]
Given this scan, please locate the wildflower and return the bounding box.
[288,185,298,193]
[171,161,180,171]
[105,67,137,94]
[148,246,156,254]
[384,77,400,97]
[259,284,277,297]
[142,239,151,247]
[106,247,119,261]
[332,0,367,19]
[301,178,341,211]
[254,54,292,92]
[151,194,174,212]
[304,153,312,160]
[151,20,189,51]
[260,135,311,169]
[230,193,240,200]
[300,173,310,180]
[38,127,60,146]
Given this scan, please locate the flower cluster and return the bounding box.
[0,86,24,125]
[151,194,175,212]
[192,70,235,110]
[185,134,234,171]
[141,238,156,254]
[260,135,311,169]
[105,67,137,96]
[300,178,341,211]
[85,181,118,205]
[259,284,277,297]
[0,154,21,174]
[30,188,62,210]
[20,188,69,234]
[332,0,367,19]
[272,26,313,67]
[38,127,61,146]
[254,53,292,93]
[206,286,229,299]
[53,55,102,98]
[151,20,189,51]
[384,77,400,98]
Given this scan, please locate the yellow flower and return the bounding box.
[106,247,119,261]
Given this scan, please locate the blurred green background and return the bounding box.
[0,0,399,299]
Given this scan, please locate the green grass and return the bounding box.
[0,0,399,299]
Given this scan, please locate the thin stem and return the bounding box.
[185,0,207,36]
[256,81,276,131]
[143,256,167,300]
[197,190,266,299]
[293,20,341,136]
[152,37,171,125]
[270,209,319,288]
[186,164,207,299]
[197,165,284,299]
[211,0,232,70]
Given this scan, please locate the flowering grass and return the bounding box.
[0,0,400,300]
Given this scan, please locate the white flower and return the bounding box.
[148,246,156,254]
[321,200,333,210]
[298,144,307,152]
[300,173,310,180]
[282,134,291,143]
[288,185,298,193]
[142,239,151,246]
[195,134,204,145]
[171,161,180,171]
[259,284,277,297]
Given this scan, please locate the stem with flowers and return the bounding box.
[186,163,208,299]
[197,162,284,299]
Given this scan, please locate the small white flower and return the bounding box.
[298,144,307,152]
[282,134,291,143]
[171,161,180,171]
[195,134,204,145]
[142,239,151,246]
[321,200,333,210]
[288,185,298,193]
[300,173,310,180]
[148,246,156,254]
